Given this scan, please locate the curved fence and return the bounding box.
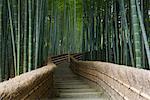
[70,57,150,100]
[0,63,56,100]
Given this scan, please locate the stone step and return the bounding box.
[56,84,90,89]
[57,88,97,93]
[55,79,83,82]
[55,78,80,80]
[55,80,83,83]
[55,76,80,78]
[57,92,102,98]
[56,82,85,86]
[52,98,108,100]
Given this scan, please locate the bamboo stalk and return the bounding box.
[7,0,17,76]
[23,0,28,73]
[28,0,32,71]
[131,0,142,68]
[35,0,39,69]
[0,0,2,81]
[17,0,21,75]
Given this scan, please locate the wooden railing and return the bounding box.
[51,54,69,64]
[51,53,83,64]
[70,56,150,100]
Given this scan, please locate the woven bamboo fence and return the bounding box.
[0,63,56,100]
[70,57,150,100]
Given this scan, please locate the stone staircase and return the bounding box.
[52,62,109,100]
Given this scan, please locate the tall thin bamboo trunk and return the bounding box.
[7,0,17,76]
[28,0,32,71]
[82,0,86,53]
[23,0,28,73]
[49,0,53,54]
[114,1,119,64]
[35,0,39,69]
[12,0,18,44]
[64,0,67,53]
[131,0,142,68]
[0,0,2,81]
[17,0,21,75]
[105,1,108,62]
[73,0,76,52]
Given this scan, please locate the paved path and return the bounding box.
[52,62,109,100]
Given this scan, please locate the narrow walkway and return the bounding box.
[53,62,109,100]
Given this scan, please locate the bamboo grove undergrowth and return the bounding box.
[0,0,150,82]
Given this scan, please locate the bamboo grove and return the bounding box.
[81,0,150,69]
[0,0,150,82]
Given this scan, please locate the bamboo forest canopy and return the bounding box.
[0,0,150,82]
